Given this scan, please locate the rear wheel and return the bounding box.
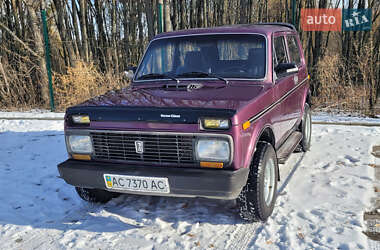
[237,142,278,222]
[300,103,312,151]
[75,187,119,203]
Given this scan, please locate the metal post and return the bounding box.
[41,8,55,111]
[158,0,163,33]
[292,0,296,27]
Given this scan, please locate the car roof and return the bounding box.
[153,23,296,40]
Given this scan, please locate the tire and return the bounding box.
[75,187,120,203]
[300,103,312,151]
[237,142,278,222]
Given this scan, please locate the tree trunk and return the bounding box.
[180,0,187,29]
[145,0,155,39]
[190,0,196,27]
[163,0,172,31]
[122,1,130,67]
[72,0,81,60]
[111,0,119,74]
[0,57,10,95]
[94,0,107,71]
[53,0,75,67]
[222,0,228,24]
[25,0,50,105]
[129,0,138,63]
[137,1,144,57]
[239,0,248,24]
[342,0,353,59]
[171,0,178,30]
[10,0,22,37]
[79,0,89,62]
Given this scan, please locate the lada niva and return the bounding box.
[58,23,312,222]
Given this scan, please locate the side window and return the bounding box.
[273,36,288,68]
[287,36,301,65]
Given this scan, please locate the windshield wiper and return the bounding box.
[175,71,229,85]
[137,73,180,84]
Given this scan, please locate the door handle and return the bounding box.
[293,75,298,85]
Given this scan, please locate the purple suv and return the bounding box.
[58,23,312,222]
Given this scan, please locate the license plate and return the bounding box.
[103,174,170,193]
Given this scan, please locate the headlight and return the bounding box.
[202,118,230,129]
[68,135,93,154]
[72,115,90,124]
[196,139,230,162]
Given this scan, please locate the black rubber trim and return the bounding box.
[66,106,236,125]
[257,22,296,30]
[57,159,249,199]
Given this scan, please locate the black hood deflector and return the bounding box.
[66,106,236,124]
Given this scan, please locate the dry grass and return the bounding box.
[53,61,129,110]
[0,58,129,111]
[314,38,378,117]
[314,53,370,113]
[0,56,40,110]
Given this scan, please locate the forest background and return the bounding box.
[0,0,378,115]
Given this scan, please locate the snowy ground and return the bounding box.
[0,113,379,249]
[312,111,380,124]
[0,110,65,119]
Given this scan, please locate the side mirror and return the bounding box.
[124,66,137,80]
[126,66,137,73]
[124,70,134,80]
[275,63,299,75]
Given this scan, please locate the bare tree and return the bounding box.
[24,0,50,105]
[0,0,378,110]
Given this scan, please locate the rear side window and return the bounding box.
[287,36,301,65]
[273,36,288,68]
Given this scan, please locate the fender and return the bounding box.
[244,123,280,181]
[244,121,275,168]
[296,80,311,130]
[301,81,311,113]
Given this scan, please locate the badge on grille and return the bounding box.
[135,141,144,154]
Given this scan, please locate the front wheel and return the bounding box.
[75,187,120,203]
[237,142,278,222]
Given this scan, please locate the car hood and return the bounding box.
[78,80,268,111]
[67,81,270,125]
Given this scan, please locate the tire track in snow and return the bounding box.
[225,223,261,250]
[224,153,305,250]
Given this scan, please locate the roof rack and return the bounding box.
[256,22,296,30]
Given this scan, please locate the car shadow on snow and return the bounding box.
[0,130,244,234]
[60,151,306,234]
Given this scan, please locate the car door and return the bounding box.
[272,33,299,146]
[285,34,308,125]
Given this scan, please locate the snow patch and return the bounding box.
[0,114,379,249]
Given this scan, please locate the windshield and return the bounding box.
[135,34,266,81]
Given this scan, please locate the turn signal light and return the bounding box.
[72,154,91,160]
[200,161,224,168]
[242,121,251,130]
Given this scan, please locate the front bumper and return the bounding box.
[57,160,249,200]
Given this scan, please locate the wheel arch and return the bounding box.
[306,90,312,107]
[256,126,276,148]
[250,125,280,181]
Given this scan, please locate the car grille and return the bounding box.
[90,132,196,166]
